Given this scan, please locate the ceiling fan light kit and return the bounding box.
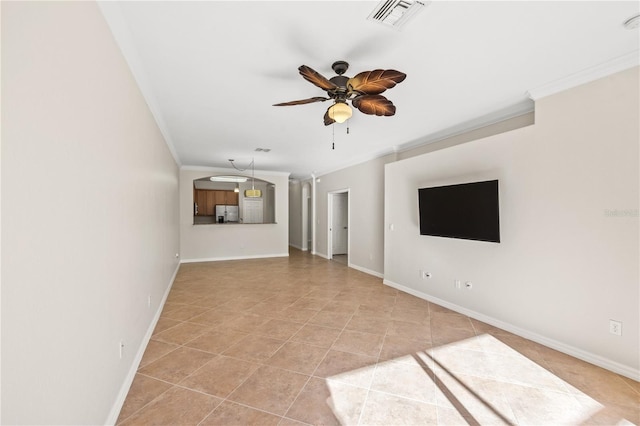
[274,61,406,126]
[328,101,352,123]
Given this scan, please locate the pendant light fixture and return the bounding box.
[229,158,262,197]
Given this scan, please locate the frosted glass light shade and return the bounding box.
[328,102,352,123]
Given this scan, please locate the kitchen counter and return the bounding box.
[193,215,241,225]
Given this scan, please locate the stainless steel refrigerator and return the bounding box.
[215,205,239,223]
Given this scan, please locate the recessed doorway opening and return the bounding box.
[328,189,349,264]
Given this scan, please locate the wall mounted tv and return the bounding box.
[418,179,500,243]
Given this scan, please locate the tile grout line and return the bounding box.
[115,372,182,425]
[353,293,398,425]
[281,290,360,422]
[188,288,316,425]
[184,285,332,423]
[128,253,634,425]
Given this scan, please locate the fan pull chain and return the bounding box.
[332,124,335,150]
[346,119,350,134]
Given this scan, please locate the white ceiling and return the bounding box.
[100,1,639,179]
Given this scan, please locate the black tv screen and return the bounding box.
[418,180,500,243]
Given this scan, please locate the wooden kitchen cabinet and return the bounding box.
[194,189,238,216]
[195,190,209,215]
[214,191,227,207]
[226,191,239,205]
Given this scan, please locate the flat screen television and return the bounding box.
[418,179,500,243]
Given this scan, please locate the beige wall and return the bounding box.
[397,112,535,160]
[180,167,289,261]
[305,112,536,277]
[314,154,396,276]
[289,181,303,249]
[1,2,180,424]
[384,67,639,378]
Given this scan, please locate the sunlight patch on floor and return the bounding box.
[325,334,634,425]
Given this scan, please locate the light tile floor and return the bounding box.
[117,248,639,425]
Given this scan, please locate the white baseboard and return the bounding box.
[349,262,384,279]
[383,278,640,382]
[181,252,289,263]
[289,244,307,251]
[105,262,180,425]
[312,252,383,279]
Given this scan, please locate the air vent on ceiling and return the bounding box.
[367,0,429,29]
[255,148,271,152]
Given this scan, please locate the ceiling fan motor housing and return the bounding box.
[331,60,349,75]
[329,75,350,100]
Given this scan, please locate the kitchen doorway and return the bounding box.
[328,189,349,264]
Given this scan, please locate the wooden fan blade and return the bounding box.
[299,65,338,91]
[323,108,336,126]
[347,69,406,95]
[352,95,397,116]
[273,97,329,106]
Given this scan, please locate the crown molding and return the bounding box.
[396,100,534,154]
[314,100,534,179]
[314,145,397,179]
[98,2,183,167]
[527,51,640,101]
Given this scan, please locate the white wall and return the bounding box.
[180,167,289,261]
[384,67,639,378]
[1,2,180,424]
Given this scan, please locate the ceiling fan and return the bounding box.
[273,61,406,125]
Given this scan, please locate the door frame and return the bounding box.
[327,188,350,261]
[301,182,311,251]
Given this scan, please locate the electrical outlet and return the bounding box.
[119,341,124,359]
[147,295,151,308]
[609,320,622,336]
[454,280,461,289]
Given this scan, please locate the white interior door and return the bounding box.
[307,197,312,249]
[332,192,348,255]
